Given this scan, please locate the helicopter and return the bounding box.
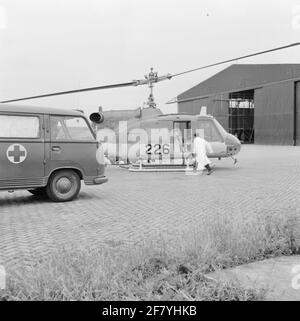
[93,96,241,167]
[1,43,299,168]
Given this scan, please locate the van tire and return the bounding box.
[46,170,81,202]
[28,187,47,197]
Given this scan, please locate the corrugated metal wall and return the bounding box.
[178,93,229,130]
[296,82,300,146]
[254,81,294,145]
[178,79,300,146]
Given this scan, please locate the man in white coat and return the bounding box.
[193,133,213,175]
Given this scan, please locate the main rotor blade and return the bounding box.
[1,43,299,104]
[171,42,300,77]
[0,81,136,103]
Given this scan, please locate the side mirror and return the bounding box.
[90,112,104,124]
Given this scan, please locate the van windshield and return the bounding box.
[50,116,94,141]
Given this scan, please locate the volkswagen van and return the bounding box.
[0,104,107,202]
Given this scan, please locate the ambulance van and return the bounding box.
[0,104,107,202]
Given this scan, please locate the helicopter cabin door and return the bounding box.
[173,121,192,164]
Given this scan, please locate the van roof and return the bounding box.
[0,103,84,116]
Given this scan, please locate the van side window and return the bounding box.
[50,116,94,141]
[0,115,40,138]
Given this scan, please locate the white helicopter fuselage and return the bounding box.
[96,107,241,164]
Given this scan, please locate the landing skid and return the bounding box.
[231,156,238,165]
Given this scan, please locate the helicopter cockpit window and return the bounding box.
[197,120,222,142]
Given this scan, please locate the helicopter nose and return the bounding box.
[225,134,242,156]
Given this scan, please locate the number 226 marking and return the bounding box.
[146,144,170,155]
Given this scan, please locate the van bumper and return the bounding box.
[93,176,108,185]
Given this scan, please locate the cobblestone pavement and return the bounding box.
[0,145,300,270]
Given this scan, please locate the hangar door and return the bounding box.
[228,90,254,144]
[296,82,300,146]
[255,82,294,145]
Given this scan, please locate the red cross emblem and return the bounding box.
[6,144,27,164]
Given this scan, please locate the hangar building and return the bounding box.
[176,64,300,145]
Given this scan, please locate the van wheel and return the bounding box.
[28,187,47,197]
[46,170,81,202]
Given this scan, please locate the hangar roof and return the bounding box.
[177,64,300,101]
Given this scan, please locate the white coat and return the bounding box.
[193,137,213,170]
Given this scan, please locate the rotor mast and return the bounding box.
[146,68,157,108]
[134,68,172,108]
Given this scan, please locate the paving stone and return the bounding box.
[0,145,299,274]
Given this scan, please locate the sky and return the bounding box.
[0,0,300,115]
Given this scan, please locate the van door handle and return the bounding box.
[52,146,61,152]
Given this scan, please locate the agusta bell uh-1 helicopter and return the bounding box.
[2,43,299,170]
[93,89,241,167]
